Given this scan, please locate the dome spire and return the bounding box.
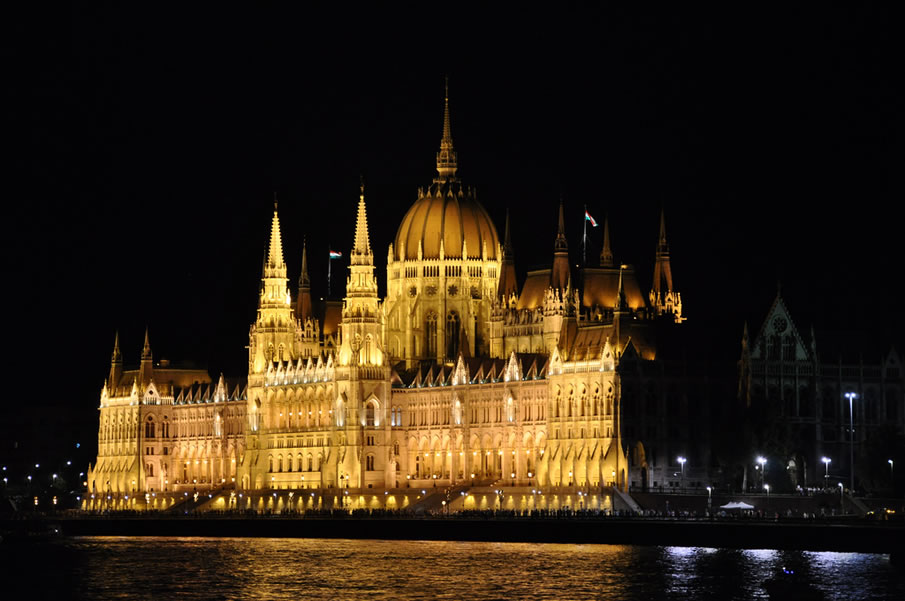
[436,77,458,180]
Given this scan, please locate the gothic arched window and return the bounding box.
[446,311,460,358]
[425,312,438,357]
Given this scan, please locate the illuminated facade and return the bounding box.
[86,90,691,510]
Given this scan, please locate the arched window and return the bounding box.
[425,312,438,357]
[277,455,283,472]
[446,311,460,358]
[393,441,400,456]
[307,455,313,472]
[366,455,375,471]
[278,344,285,362]
[366,402,376,427]
[268,456,274,473]
[145,417,155,439]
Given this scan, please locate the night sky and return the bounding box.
[6,5,902,452]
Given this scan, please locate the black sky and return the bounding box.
[6,6,902,421]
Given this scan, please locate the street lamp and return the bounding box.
[838,481,844,511]
[677,457,686,492]
[756,456,767,491]
[706,485,712,515]
[822,457,831,489]
[889,459,894,486]
[844,391,858,492]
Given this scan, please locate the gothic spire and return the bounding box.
[141,327,152,360]
[498,208,518,299]
[651,206,674,295]
[299,238,310,289]
[352,180,372,259]
[657,206,669,255]
[502,208,514,259]
[111,330,122,364]
[267,204,285,270]
[600,214,614,267]
[551,199,570,290]
[554,197,568,252]
[436,77,458,180]
[297,238,313,322]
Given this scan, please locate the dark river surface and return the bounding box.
[2,537,902,600]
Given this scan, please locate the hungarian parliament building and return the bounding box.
[85,92,903,512]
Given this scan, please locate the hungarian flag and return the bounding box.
[329,250,342,259]
[584,210,598,227]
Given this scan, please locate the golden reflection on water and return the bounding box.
[9,537,902,600]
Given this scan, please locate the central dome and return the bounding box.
[393,84,499,262]
[394,182,500,261]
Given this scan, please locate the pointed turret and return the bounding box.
[551,199,570,290]
[141,327,152,360]
[266,204,286,274]
[651,207,673,294]
[139,327,153,385]
[108,331,123,391]
[435,78,458,181]
[351,180,373,264]
[600,214,614,267]
[339,184,382,367]
[650,207,683,321]
[259,204,290,307]
[297,238,312,322]
[498,208,518,299]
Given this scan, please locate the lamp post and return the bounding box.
[838,481,844,511]
[756,456,767,491]
[706,486,712,515]
[889,459,894,487]
[822,457,831,489]
[844,392,857,492]
[677,457,686,493]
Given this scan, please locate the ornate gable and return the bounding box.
[753,294,811,362]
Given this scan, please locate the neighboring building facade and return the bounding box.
[87,91,696,510]
[739,293,905,490]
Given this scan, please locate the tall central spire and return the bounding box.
[436,77,458,180]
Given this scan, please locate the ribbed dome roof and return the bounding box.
[394,182,499,261]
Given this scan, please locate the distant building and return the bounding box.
[739,292,904,490]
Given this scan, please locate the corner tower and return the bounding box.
[249,204,299,375]
[338,183,384,367]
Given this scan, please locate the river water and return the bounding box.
[3,537,902,600]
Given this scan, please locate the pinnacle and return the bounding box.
[600,214,614,267]
[267,208,285,268]
[554,198,568,251]
[353,184,372,256]
[299,238,310,288]
[142,327,152,360]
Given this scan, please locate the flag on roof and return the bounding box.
[584,210,598,227]
[329,250,342,259]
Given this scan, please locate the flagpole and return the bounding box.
[583,204,588,267]
[327,250,332,298]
